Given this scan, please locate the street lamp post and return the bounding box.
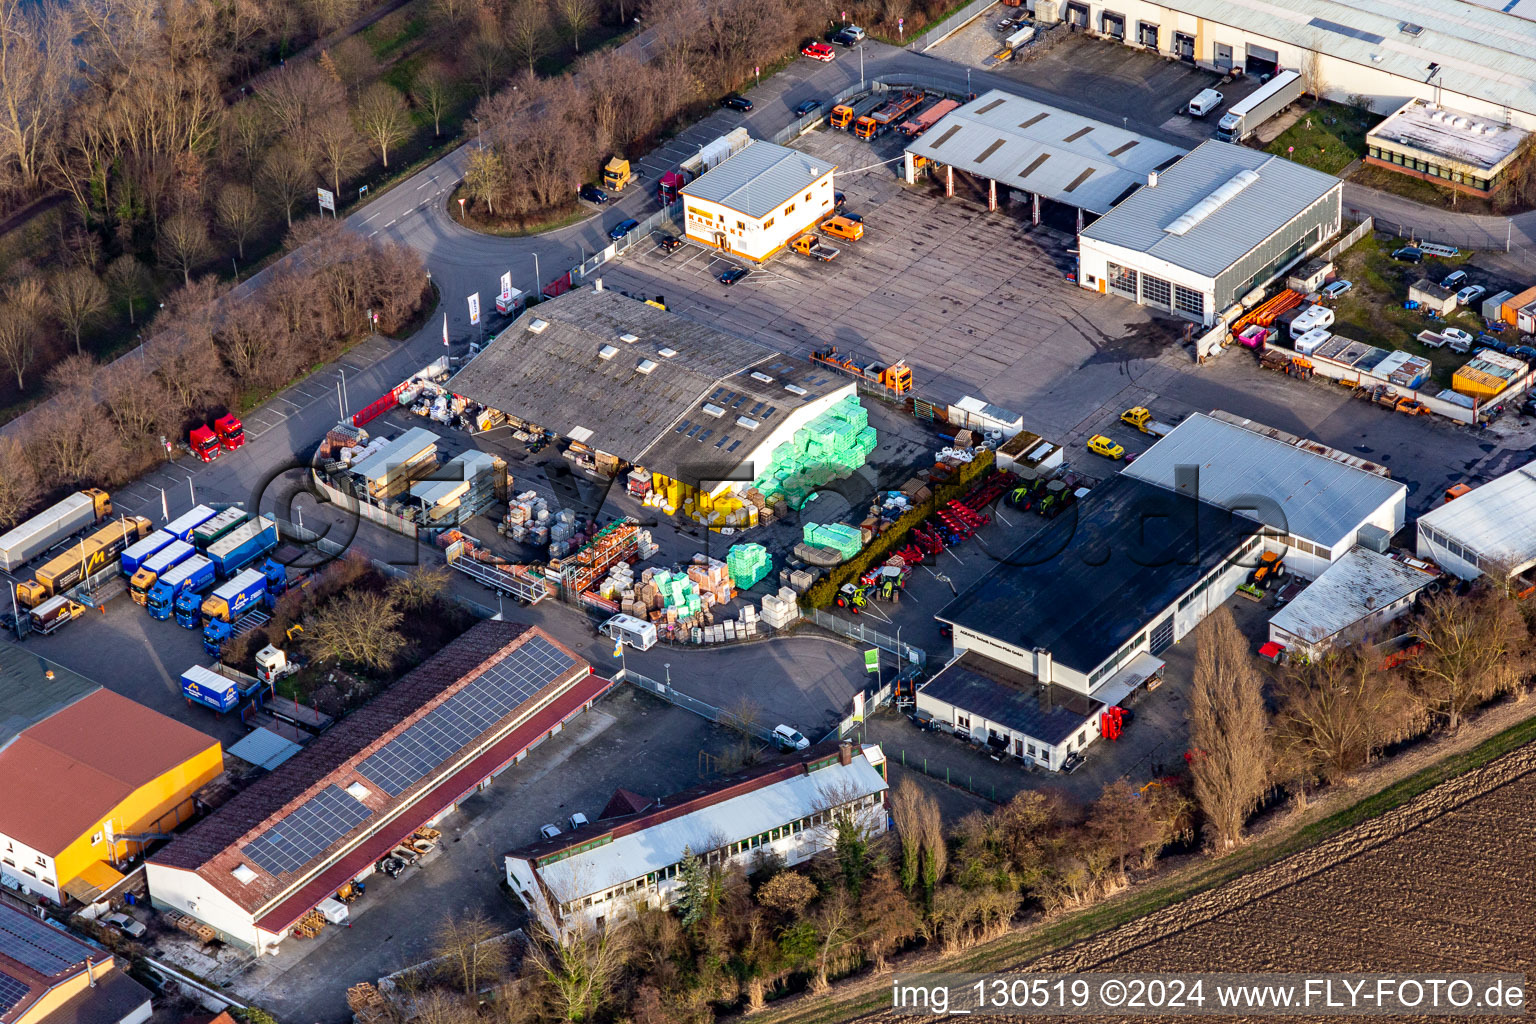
[664,662,671,690]
[533,252,541,296]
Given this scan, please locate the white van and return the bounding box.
[773,724,810,750]
[601,613,657,651]
[1188,89,1224,118]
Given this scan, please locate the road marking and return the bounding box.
[944,546,964,566]
[385,219,397,228]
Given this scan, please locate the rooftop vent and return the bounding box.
[346,781,371,800]
[1399,21,1424,35]
[1147,170,1159,187]
[528,318,549,334]
[636,359,658,375]
[736,416,760,429]
[750,371,774,383]
[1370,53,1383,62]
[1164,169,1260,236]
[232,864,257,884]
[784,383,808,396]
[598,344,619,360]
[658,346,678,357]
[619,332,639,344]
[702,403,726,417]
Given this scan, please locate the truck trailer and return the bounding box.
[205,516,278,577]
[130,539,195,605]
[164,505,218,543]
[1216,70,1302,142]
[0,489,112,573]
[148,555,215,621]
[201,567,268,625]
[180,664,239,713]
[121,530,177,576]
[658,128,751,205]
[895,98,959,137]
[855,90,925,140]
[17,516,153,607]
[191,507,249,549]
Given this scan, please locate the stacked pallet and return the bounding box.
[761,588,801,629]
[348,983,390,1024]
[292,909,326,938]
[504,491,552,546]
[687,557,736,609]
[803,522,864,560]
[726,543,771,589]
[753,394,878,505]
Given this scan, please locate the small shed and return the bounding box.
[1287,258,1334,295]
[1482,289,1514,323]
[1453,349,1529,399]
[1500,285,1536,326]
[1409,279,1456,315]
[1375,350,1432,390]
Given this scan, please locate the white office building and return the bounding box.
[680,141,837,262]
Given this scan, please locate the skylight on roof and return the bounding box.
[232,864,257,884]
[658,347,678,357]
[701,403,725,417]
[737,416,760,429]
[346,781,371,800]
[784,383,808,396]
[598,345,619,360]
[1164,169,1260,236]
[620,332,639,344]
[636,359,658,375]
[750,371,774,382]
[528,319,548,334]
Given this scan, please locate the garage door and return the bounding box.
[1102,11,1125,38]
[1066,1,1088,27]
[1245,44,1279,74]
[1149,613,1175,655]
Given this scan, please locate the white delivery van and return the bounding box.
[1188,89,1224,118]
[601,613,658,651]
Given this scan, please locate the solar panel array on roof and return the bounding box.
[241,785,373,876]
[0,970,28,1015]
[0,915,86,975]
[357,635,577,797]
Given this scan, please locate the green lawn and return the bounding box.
[1265,100,1384,175]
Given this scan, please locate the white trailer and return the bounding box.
[0,490,107,572]
[1216,70,1302,142]
[601,614,658,651]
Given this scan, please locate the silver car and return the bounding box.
[103,912,147,939]
[1456,284,1486,306]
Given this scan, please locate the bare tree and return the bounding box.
[462,147,506,217]
[215,183,261,260]
[50,268,108,354]
[756,870,815,917]
[505,0,552,72]
[525,919,631,1022]
[0,278,49,388]
[262,144,315,228]
[1188,606,1270,849]
[554,0,596,50]
[1272,642,1413,784]
[304,589,405,670]
[1299,33,1327,100]
[353,83,410,168]
[312,105,364,197]
[413,62,454,137]
[887,778,925,892]
[258,61,344,149]
[105,255,152,326]
[466,27,512,100]
[1407,585,1531,731]
[433,911,509,996]
[298,0,362,34]
[390,563,451,610]
[99,356,169,442]
[430,0,475,26]
[0,435,39,528]
[157,210,212,286]
[1086,779,1164,880]
[0,0,73,191]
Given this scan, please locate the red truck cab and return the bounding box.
[215,414,245,452]
[658,171,686,206]
[190,425,221,462]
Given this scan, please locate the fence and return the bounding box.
[569,206,682,287]
[908,0,1001,51]
[803,607,927,667]
[619,668,777,742]
[890,747,1006,802]
[1319,216,1374,262]
[1348,207,1514,253]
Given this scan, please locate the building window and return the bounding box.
[785,203,796,216]
[92,832,104,846]
[956,714,970,729]
[1174,285,1205,318]
[764,218,775,229]
[736,220,745,230]
[1027,743,1036,756]
[804,192,811,202]
[35,856,46,867]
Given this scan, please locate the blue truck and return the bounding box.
[148,555,215,621]
[120,530,178,575]
[129,539,195,606]
[205,516,278,577]
[180,664,239,713]
[163,504,219,543]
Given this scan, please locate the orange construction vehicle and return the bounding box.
[812,347,913,393]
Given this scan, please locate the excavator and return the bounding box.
[812,346,913,393]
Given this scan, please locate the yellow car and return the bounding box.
[1087,434,1124,460]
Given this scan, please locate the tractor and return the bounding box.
[835,583,868,613]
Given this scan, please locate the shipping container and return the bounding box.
[205,516,278,577]
[180,664,239,713]
[192,507,250,549]
[0,489,112,572]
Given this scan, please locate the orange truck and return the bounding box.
[854,90,925,140]
[831,92,886,131]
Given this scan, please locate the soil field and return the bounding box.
[869,739,1536,1021]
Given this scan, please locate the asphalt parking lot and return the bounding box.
[234,687,746,1024]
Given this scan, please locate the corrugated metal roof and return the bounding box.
[1416,464,1536,572]
[1269,547,1435,645]
[525,747,889,901]
[1173,0,1536,118]
[1122,413,1406,548]
[904,90,1185,215]
[1079,142,1340,278]
[679,141,835,219]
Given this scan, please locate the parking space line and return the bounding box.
[944,547,965,566]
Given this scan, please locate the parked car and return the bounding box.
[801,41,836,61]
[1442,327,1475,352]
[833,190,846,211]
[773,724,809,750]
[794,98,823,117]
[578,184,608,204]
[608,218,640,241]
[1456,284,1487,306]
[1321,280,1353,299]
[721,94,753,111]
[1061,751,1085,774]
[655,233,684,252]
[103,913,147,940]
[835,25,866,45]
[539,823,562,839]
[1392,246,1424,263]
[568,812,589,830]
[719,266,749,285]
[1440,269,1469,290]
[1087,434,1124,460]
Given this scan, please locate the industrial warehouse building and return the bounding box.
[1365,98,1532,196]
[147,623,605,955]
[448,287,854,511]
[679,140,837,262]
[0,690,222,906]
[1122,412,1408,579]
[1077,142,1343,326]
[1416,464,1536,581]
[1022,0,1536,128]
[903,90,1185,223]
[1268,547,1438,658]
[505,741,888,939]
[0,903,151,1024]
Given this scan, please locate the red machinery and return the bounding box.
[215,414,245,452]
[1100,706,1125,741]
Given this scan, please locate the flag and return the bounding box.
[500,270,513,299]
[613,638,624,659]
[442,313,449,347]
[468,292,481,326]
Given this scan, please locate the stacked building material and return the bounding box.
[753,394,878,505]
[687,556,736,608]
[726,543,772,589]
[636,528,659,560]
[760,587,801,629]
[803,522,864,560]
[504,491,552,546]
[319,423,367,461]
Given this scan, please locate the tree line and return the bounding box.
[0,223,427,529]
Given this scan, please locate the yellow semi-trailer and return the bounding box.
[17,516,152,607]
[0,488,112,572]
